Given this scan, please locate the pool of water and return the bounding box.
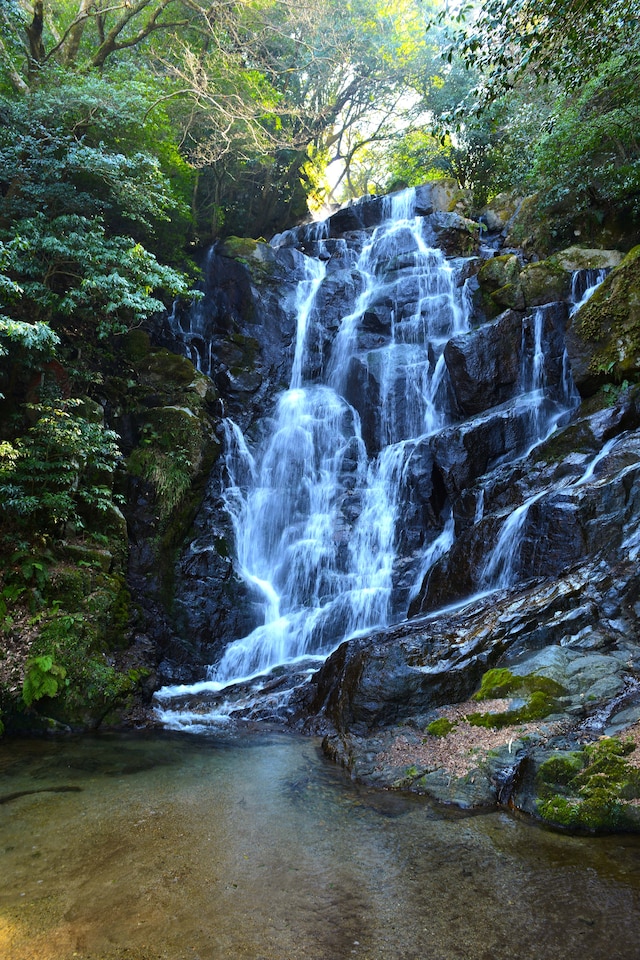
[1,730,640,960]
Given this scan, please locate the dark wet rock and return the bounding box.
[427,212,480,257]
[444,310,524,415]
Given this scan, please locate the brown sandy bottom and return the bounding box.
[2,730,640,960]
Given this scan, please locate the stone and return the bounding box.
[444,310,524,415]
[479,191,523,233]
[427,212,480,257]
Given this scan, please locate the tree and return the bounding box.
[437,0,639,106]
[0,75,192,337]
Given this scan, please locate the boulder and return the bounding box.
[427,212,480,257]
[413,179,472,217]
[444,310,524,415]
[476,254,523,317]
[479,191,523,232]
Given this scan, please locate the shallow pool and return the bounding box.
[1,730,640,960]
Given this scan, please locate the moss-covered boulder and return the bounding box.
[565,246,640,395]
[520,259,572,307]
[534,736,640,833]
[553,246,624,273]
[218,236,278,278]
[477,254,524,316]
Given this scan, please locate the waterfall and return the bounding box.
[156,186,588,727]
[570,268,608,316]
[207,190,472,686]
[482,489,547,589]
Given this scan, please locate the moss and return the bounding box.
[535,419,599,465]
[569,246,640,382]
[537,737,640,832]
[218,237,278,280]
[427,717,457,737]
[128,405,215,523]
[219,236,259,260]
[477,255,524,317]
[473,667,565,701]
[520,259,572,307]
[145,349,197,386]
[466,668,566,729]
[122,329,152,363]
[492,281,525,311]
[478,255,521,291]
[537,752,584,789]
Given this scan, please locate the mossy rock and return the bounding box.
[128,403,219,525]
[536,751,585,793]
[431,179,472,216]
[480,191,523,232]
[552,246,624,273]
[472,667,565,701]
[145,349,197,386]
[536,737,640,832]
[476,254,524,317]
[478,254,521,291]
[565,245,640,395]
[218,237,277,276]
[492,281,526,312]
[122,329,152,364]
[466,668,567,729]
[520,259,572,307]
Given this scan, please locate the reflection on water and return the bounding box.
[1,731,640,960]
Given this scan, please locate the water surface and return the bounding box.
[1,731,640,960]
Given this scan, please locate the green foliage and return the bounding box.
[0,318,59,360]
[0,397,122,533]
[436,0,639,102]
[22,603,138,723]
[22,654,67,707]
[530,51,640,228]
[0,74,192,337]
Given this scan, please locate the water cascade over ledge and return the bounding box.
[156,186,586,729]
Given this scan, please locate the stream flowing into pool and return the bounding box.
[2,732,640,960]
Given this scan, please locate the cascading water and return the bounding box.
[156,190,478,721]
[155,187,585,726]
[212,191,471,684]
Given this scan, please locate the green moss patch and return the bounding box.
[571,245,640,382]
[472,667,565,702]
[426,717,457,737]
[537,737,640,832]
[466,668,566,729]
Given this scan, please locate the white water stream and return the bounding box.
[156,192,605,724]
[212,191,471,685]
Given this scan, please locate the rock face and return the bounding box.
[566,245,640,395]
[156,183,640,831]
